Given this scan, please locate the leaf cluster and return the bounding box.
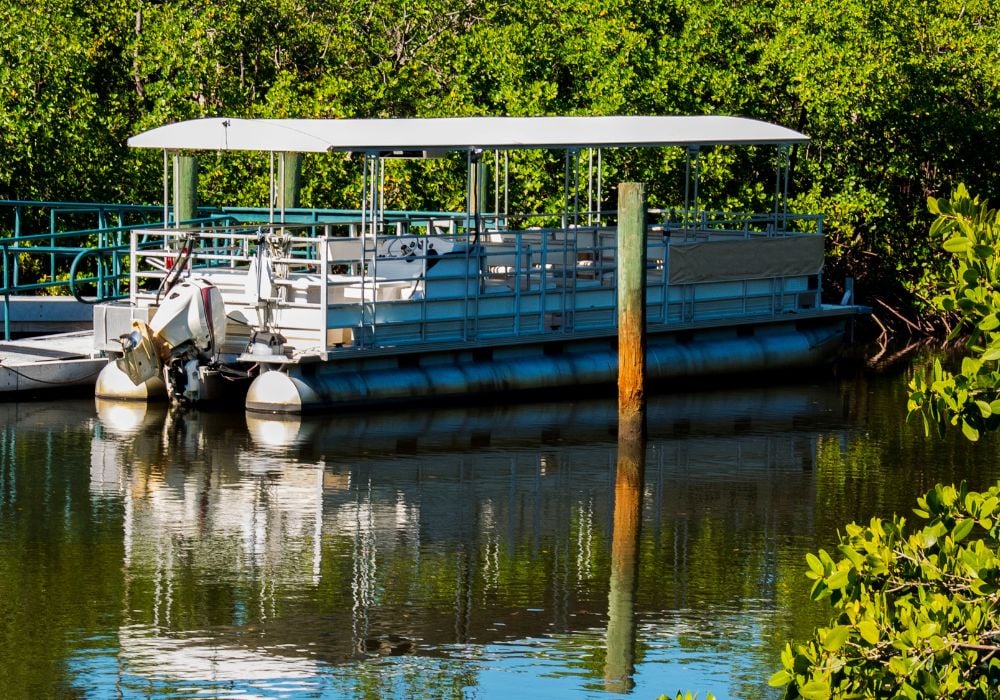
[771,482,1000,699]
[908,185,1000,441]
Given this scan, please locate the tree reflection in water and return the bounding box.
[9,375,983,698]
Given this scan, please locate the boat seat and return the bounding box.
[326,237,363,261]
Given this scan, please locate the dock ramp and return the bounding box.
[0,331,105,393]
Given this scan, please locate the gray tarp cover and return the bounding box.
[667,235,824,284]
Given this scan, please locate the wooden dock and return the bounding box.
[0,331,105,393]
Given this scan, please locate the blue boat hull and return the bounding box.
[245,316,849,414]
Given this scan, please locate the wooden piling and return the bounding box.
[605,181,649,691]
[617,182,647,443]
[279,152,303,211]
[172,154,198,227]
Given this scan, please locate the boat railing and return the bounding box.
[651,209,824,241]
[122,213,825,356]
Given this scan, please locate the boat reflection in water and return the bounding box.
[87,383,843,698]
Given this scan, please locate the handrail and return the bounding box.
[121,216,819,353]
[0,215,239,339]
[68,244,131,304]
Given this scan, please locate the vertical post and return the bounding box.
[2,243,9,341]
[572,148,581,227]
[504,151,510,229]
[278,152,302,214]
[129,228,137,306]
[494,149,500,231]
[562,150,570,229]
[684,146,701,228]
[781,145,791,231]
[477,151,487,232]
[467,149,484,235]
[597,149,603,226]
[609,183,646,688]
[162,150,169,229]
[319,224,329,349]
[617,182,647,440]
[269,151,275,225]
[172,154,198,227]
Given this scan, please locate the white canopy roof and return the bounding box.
[128,116,808,153]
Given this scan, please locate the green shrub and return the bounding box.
[771,482,1000,699]
[908,185,1000,441]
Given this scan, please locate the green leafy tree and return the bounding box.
[908,185,1000,441]
[776,187,1000,698]
[1,0,999,319]
[771,482,1000,699]
[0,0,135,202]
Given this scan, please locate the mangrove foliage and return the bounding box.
[1,0,998,320]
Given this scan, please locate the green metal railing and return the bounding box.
[0,198,456,340]
[0,202,240,339]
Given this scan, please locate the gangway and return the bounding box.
[0,331,105,393]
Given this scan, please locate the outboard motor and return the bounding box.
[117,278,227,404]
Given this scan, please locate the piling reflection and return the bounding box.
[605,419,646,692]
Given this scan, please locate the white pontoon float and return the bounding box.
[93,116,864,413]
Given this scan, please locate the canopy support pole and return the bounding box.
[268,151,275,225]
[684,146,701,229]
[562,150,570,229]
[493,149,500,232]
[572,148,580,228]
[587,148,594,227]
[162,150,169,229]
[504,151,510,230]
[172,153,198,229]
[597,148,603,226]
[775,144,791,232]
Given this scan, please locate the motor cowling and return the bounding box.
[117,278,227,404]
[152,279,227,356]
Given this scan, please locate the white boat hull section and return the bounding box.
[245,371,320,413]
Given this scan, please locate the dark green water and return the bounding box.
[1,356,998,699]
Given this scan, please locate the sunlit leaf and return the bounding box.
[857,620,879,645]
[798,680,831,700]
[827,569,850,590]
[962,419,980,442]
[943,236,971,253]
[953,518,975,543]
[822,625,851,651]
[768,670,791,688]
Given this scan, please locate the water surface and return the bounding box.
[1,359,998,698]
